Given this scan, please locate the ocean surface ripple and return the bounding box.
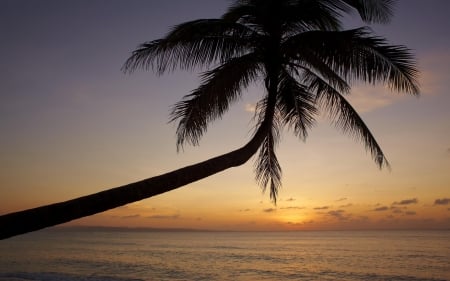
[0,230,448,281]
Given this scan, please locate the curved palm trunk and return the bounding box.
[0,122,271,240]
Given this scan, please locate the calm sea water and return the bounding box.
[0,229,448,281]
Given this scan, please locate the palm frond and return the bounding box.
[289,28,419,95]
[283,34,351,94]
[314,79,390,169]
[122,19,257,74]
[281,0,344,32]
[277,69,317,140]
[285,58,350,95]
[251,94,282,203]
[225,0,343,33]
[255,124,282,204]
[171,52,261,150]
[222,1,257,24]
[339,0,395,24]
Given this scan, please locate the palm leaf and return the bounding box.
[288,28,419,94]
[340,0,395,24]
[255,124,282,204]
[122,19,257,74]
[224,0,343,33]
[277,69,317,140]
[312,77,390,168]
[171,52,262,149]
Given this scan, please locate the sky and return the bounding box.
[1,0,449,231]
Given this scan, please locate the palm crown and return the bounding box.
[124,0,419,203]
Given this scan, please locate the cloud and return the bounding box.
[391,207,403,214]
[328,210,344,216]
[239,208,251,212]
[339,203,353,208]
[121,214,140,219]
[263,208,276,213]
[287,220,315,225]
[147,214,180,219]
[286,198,296,202]
[346,84,402,113]
[280,206,305,210]
[244,103,256,113]
[314,206,330,210]
[434,198,450,205]
[392,198,418,206]
[419,51,450,96]
[358,215,369,222]
[336,198,347,202]
[373,206,389,212]
[404,211,417,216]
[327,210,350,221]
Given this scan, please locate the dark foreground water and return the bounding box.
[0,229,449,281]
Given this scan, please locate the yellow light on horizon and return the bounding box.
[277,213,309,225]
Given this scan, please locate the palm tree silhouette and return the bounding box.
[0,0,419,239]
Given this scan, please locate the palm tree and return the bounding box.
[0,0,418,240]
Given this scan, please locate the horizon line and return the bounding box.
[50,225,450,233]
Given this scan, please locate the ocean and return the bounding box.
[0,229,448,281]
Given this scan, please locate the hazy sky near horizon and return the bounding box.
[1,0,449,231]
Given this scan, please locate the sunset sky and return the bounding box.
[1,0,449,231]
